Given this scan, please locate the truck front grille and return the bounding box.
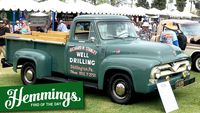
[150,60,190,79]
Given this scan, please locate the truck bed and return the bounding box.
[4,31,68,74]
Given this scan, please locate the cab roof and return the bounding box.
[73,15,130,21]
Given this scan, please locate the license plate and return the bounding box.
[175,79,184,88]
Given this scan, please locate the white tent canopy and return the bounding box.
[0,0,198,18]
[64,1,96,14]
[146,8,162,15]
[181,12,199,18]
[118,6,145,16]
[170,10,185,18]
[160,9,171,16]
[30,12,48,16]
[40,0,67,12]
[135,7,148,15]
[95,3,120,15]
[0,0,40,11]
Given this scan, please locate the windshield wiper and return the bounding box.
[113,36,125,39]
[117,35,138,39]
[106,35,138,40]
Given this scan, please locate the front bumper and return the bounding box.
[172,77,195,89]
[147,76,195,93]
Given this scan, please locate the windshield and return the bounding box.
[180,23,200,36]
[97,21,138,40]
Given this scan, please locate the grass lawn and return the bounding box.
[0,64,199,113]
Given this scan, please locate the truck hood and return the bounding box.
[104,40,188,64]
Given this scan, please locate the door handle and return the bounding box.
[69,45,75,47]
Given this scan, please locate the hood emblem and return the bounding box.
[173,51,177,56]
[115,49,121,54]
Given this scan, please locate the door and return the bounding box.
[66,21,99,80]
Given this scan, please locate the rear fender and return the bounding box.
[13,49,52,78]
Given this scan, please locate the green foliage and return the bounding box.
[136,0,150,9]
[176,0,187,12]
[151,0,166,10]
[96,0,108,5]
[88,0,120,5]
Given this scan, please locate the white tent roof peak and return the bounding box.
[0,0,40,11]
[40,0,67,12]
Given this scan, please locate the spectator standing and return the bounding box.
[160,22,179,47]
[14,20,21,32]
[20,20,31,34]
[3,18,12,32]
[0,20,10,56]
[76,23,84,31]
[57,20,69,32]
[138,22,151,41]
[50,19,58,31]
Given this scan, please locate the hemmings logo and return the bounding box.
[0,82,84,112]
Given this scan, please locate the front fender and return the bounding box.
[13,49,52,78]
[98,55,160,93]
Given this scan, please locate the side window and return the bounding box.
[74,22,91,41]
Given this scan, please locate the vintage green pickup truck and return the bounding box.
[1,15,195,104]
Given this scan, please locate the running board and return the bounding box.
[42,76,98,89]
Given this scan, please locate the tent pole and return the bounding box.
[12,10,16,32]
[52,11,55,31]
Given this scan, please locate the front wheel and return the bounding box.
[108,73,135,104]
[192,54,200,72]
[21,62,37,85]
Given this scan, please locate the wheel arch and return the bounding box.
[13,49,52,79]
[191,51,200,72]
[103,68,134,91]
[191,51,200,61]
[21,62,37,85]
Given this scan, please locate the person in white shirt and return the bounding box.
[57,20,69,32]
[14,20,21,32]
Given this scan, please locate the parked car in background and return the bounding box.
[152,19,200,72]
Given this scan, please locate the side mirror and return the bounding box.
[89,37,95,43]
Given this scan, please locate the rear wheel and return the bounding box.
[21,62,37,85]
[108,73,135,104]
[192,54,200,72]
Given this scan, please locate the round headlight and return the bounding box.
[187,65,191,71]
[151,67,161,79]
[154,68,161,79]
[155,73,161,79]
[155,68,161,74]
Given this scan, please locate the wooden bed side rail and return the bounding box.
[5,33,68,43]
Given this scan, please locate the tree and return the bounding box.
[136,0,150,9]
[176,0,187,11]
[151,0,166,10]
[194,0,200,9]
[88,0,108,5]
[111,0,115,5]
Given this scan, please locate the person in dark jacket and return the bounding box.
[0,20,10,56]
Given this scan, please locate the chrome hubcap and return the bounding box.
[115,83,126,96]
[25,70,34,83]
